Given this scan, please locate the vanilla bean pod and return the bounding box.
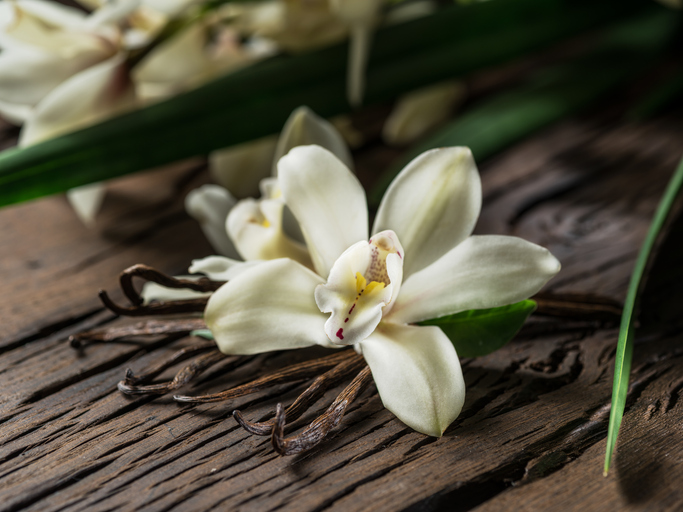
[173,350,355,404]
[69,318,207,348]
[272,366,373,456]
[99,290,209,316]
[118,264,224,306]
[234,353,366,435]
[121,340,217,386]
[533,292,622,323]
[98,264,225,316]
[118,349,229,395]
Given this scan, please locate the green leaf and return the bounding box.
[418,300,537,358]
[0,0,644,207]
[604,155,683,475]
[191,329,214,340]
[369,8,679,205]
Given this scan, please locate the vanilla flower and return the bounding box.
[204,145,560,436]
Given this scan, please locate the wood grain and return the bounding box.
[1,111,682,512]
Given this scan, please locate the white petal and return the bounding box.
[19,54,135,146]
[85,0,141,29]
[141,0,200,17]
[205,259,334,354]
[373,147,481,278]
[274,106,354,173]
[360,322,465,437]
[345,24,371,107]
[12,0,87,28]
[209,136,277,199]
[382,81,466,146]
[0,46,104,108]
[0,99,31,124]
[329,0,381,106]
[185,185,240,259]
[1,1,113,57]
[141,276,212,304]
[66,182,106,226]
[384,0,437,24]
[226,197,313,267]
[279,145,368,277]
[388,235,561,325]
[189,255,262,281]
[314,231,403,346]
[132,21,215,99]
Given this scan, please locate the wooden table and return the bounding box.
[2,110,683,511]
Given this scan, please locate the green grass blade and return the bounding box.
[604,155,683,475]
[0,0,644,207]
[369,9,679,205]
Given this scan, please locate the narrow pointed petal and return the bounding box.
[372,147,481,278]
[19,54,135,146]
[226,197,313,268]
[209,136,277,199]
[279,145,368,277]
[189,255,262,281]
[66,182,106,226]
[205,259,334,354]
[185,184,240,259]
[360,323,465,437]
[274,106,354,173]
[388,235,561,325]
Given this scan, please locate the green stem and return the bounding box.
[604,155,683,475]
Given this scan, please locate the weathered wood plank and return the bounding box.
[0,110,682,512]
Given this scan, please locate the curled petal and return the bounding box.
[279,145,368,277]
[226,197,313,268]
[360,323,465,437]
[189,255,261,281]
[388,235,561,325]
[185,184,239,259]
[315,231,403,346]
[373,147,481,278]
[274,106,354,173]
[205,259,334,354]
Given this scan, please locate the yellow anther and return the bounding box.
[355,272,385,297]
